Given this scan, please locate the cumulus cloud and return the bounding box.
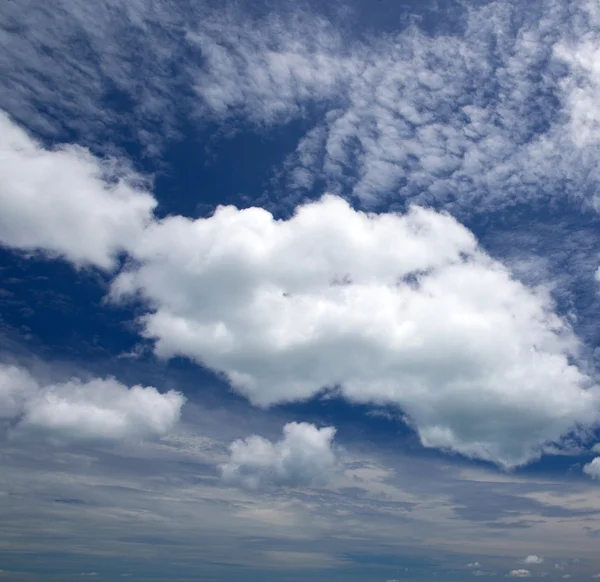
[220,422,337,489]
[508,570,532,578]
[583,457,600,479]
[111,195,600,468]
[524,556,544,565]
[468,563,482,568]
[0,111,156,269]
[4,108,598,468]
[3,2,600,469]
[0,364,185,443]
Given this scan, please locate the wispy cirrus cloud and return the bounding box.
[5,0,600,219]
[0,0,199,154]
[190,0,600,216]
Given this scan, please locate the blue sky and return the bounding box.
[3,0,600,580]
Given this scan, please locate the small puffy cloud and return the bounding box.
[508,570,532,578]
[220,422,337,490]
[562,576,572,580]
[468,563,482,568]
[591,574,600,578]
[0,111,156,269]
[524,556,544,565]
[0,364,185,443]
[113,195,600,468]
[583,457,600,479]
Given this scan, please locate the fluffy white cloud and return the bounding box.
[583,457,600,479]
[508,570,532,578]
[0,364,185,443]
[220,422,337,489]
[468,563,482,568]
[524,556,544,565]
[111,195,600,467]
[0,111,156,269]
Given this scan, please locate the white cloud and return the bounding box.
[524,556,544,565]
[508,570,532,578]
[0,364,185,443]
[189,11,356,127]
[0,111,156,269]
[583,457,600,479]
[111,195,599,468]
[185,1,600,217]
[4,3,600,471]
[4,0,600,217]
[220,422,337,490]
[468,563,482,568]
